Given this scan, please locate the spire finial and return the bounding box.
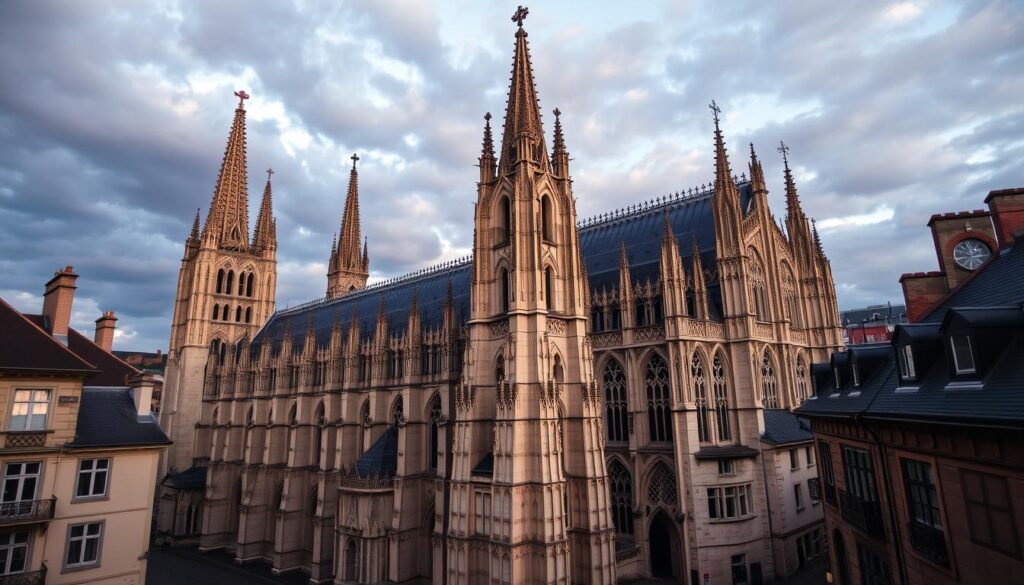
[234,90,250,109]
[709,100,722,128]
[778,140,790,169]
[512,5,529,27]
[351,153,360,170]
[266,167,274,182]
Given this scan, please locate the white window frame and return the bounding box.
[0,531,29,575]
[950,335,976,374]
[898,345,917,381]
[74,459,110,501]
[789,449,800,470]
[9,389,51,431]
[707,483,754,521]
[64,521,103,571]
[794,483,804,511]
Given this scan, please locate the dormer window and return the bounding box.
[851,362,860,387]
[898,345,917,381]
[833,367,841,390]
[950,335,976,374]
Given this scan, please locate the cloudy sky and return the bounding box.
[1,0,1021,351]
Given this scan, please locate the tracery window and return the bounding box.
[712,353,731,441]
[500,268,510,312]
[313,403,326,468]
[246,273,254,297]
[392,396,403,425]
[603,359,628,443]
[608,460,633,536]
[226,271,235,296]
[761,352,779,409]
[541,195,553,241]
[429,396,442,471]
[646,462,678,507]
[645,354,672,443]
[216,269,225,294]
[692,353,710,443]
[795,356,810,405]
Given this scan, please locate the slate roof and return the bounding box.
[354,426,399,477]
[67,387,171,448]
[694,444,760,460]
[472,452,494,477]
[799,239,1024,427]
[163,466,207,490]
[251,182,753,352]
[760,409,813,446]
[841,304,907,326]
[0,298,95,375]
[67,328,138,386]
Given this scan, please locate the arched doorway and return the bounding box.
[648,511,678,578]
[833,529,850,585]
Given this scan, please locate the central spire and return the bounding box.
[203,90,251,251]
[498,7,547,174]
[327,153,370,298]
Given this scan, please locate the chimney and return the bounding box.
[94,311,117,352]
[985,188,1024,249]
[42,266,78,345]
[128,371,155,417]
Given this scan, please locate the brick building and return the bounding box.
[798,186,1024,585]
[841,304,906,345]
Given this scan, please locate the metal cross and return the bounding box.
[553,107,561,118]
[234,90,250,107]
[777,141,790,166]
[266,168,274,181]
[351,153,360,169]
[484,112,492,122]
[708,100,721,124]
[512,5,529,27]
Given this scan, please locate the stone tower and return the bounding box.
[327,154,370,298]
[160,91,278,480]
[445,10,616,584]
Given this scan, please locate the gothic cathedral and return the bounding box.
[156,10,842,585]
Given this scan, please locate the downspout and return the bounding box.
[758,445,779,582]
[856,414,908,585]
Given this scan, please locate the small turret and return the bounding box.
[479,112,496,183]
[551,108,569,177]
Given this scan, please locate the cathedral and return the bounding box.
[156,9,843,585]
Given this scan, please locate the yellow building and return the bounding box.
[0,267,170,584]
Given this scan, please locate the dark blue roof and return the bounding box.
[922,242,1024,323]
[472,452,494,477]
[253,182,752,350]
[68,387,171,448]
[354,426,399,477]
[841,304,907,326]
[761,409,813,445]
[163,466,207,490]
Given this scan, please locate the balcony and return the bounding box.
[839,489,884,538]
[908,522,948,565]
[0,498,56,527]
[0,565,46,585]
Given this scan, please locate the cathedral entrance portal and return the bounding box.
[649,511,679,578]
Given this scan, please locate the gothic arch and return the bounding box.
[540,192,555,241]
[216,269,225,294]
[390,394,404,425]
[711,349,733,441]
[601,357,628,443]
[494,350,506,383]
[427,393,442,471]
[643,352,673,443]
[313,401,326,467]
[761,347,780,409]
[794,352,811,405]
[643,459,679,509]
[690,349,711,443]
[607,458,634,537]
[226,270,235,296]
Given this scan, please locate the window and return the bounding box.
[713,353,731,441]
[500,268,510,312]
[898,345,917,381]
[474,491,491,536]
[833,367,841,390]
[950,335,976,374]
[10,390,50,431]
[692,353,710,443]
[842,446,879,502]
[761,354,778,408]
[603,359,628,443]
[544,267,554,311]
[0,532,29,576]
[903,459,947,563]
[65,522,103,569]
[2,462,40,509]
[541,195,552,241]
[645,355,672,443]
[707,484,753,520]
[718,460,734,476]
[75,459,110,499]
[212,304,220,320]
[246,273,254,297]
[962,469,1020,557]
[808,478,822,503]
[499,196,511,244]
[646,463,678,507]
[857,544,891,585]
[429,397,442,471]
[795,356,810,403]
[805,445,816,467]
[731,554,748,584]
[608,460,633,536]
[789,448,800,470]
[794,483,804,510]
[818,441,836,505]
[216,269,224,293]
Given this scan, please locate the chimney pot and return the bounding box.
[94,310,117,352]
[42,265,79,345]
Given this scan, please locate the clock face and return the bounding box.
[953,238,990,270]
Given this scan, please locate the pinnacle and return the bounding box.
[498,15,547,173]
[189,208,201,241]
[552,108,566,154]
[203,91,252,250]
[335,154,364,272]
[253,171,276,252]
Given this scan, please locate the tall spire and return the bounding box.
[253,168,277,253]
[709,100,742,253]
[202,90,252,250]
[498,7,547,174]
[779,141,804,219]
[710,100,735,191]
[189,208,201,242]
[337,153,363,269]
[749,142,767,194]
[479,112,496,182]
[551,107,570,177]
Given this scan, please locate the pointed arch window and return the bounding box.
[645,354,673,443]
[243,407,254,462]
[245,307,252,323]
[500,196,512,245]
[313,402,326,469]
[216,269,225,294]
[647,462,678,507]
[246,273,255,297]
[222,305,230,322]
[500,268,510,313]
[608,460,634,536]
[287,403,298,461]
[237,272,246,295]
[358,400,370,455]
[761,352,779,409]
[591,305,605,332]
[226,271,235,296]
[541,195,553,241]
[495,354,505,384]
[391,396,404,425]
[212,304,220,320]
[544,267,554,311]
[235,306,242,322]
[795,356,810,405]
[609,302,621,330]
[692,353,710,443]
[713,353,731,441]
[603,359,628,443]
[429,395,442,471]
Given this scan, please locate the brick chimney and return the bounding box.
[128,371,155,417]
[985,187,1024,249]
[94,310,117,352]
[42,266,78,345]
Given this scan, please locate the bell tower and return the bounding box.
[160,90,278,480]
[446,8,616,584]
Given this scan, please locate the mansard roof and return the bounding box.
[252,180,754,353]
[799,239,1024,427]
[67,387,170,448]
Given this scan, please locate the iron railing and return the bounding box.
[0,498,55,526]
[0,564,46,585]
[839,489,884,538]
[908,522,948,564]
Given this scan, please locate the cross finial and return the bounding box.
[709,100,721,125]
[553,107,561,118]
[234,90,250,108]
[512,5,529,27]
[484,112,492,122]
[777,140,790,167]
[265,167,274,181]
[350,153,360,170]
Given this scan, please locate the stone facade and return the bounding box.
[160,10,843,585]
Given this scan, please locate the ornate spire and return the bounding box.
[202,90,251,250]
[709,100,742,251]
[480,112,496,182]
[327,154,370,298]
[662,209,677,244]
[253,168,277,253]
[552,108,566,154]
[811,218,825,257]
[551,107,570,177]
[710,100,735,191]
[779,141,804,219]
[749,143,767,194]
[498,7,547,173]
[189,208,201,241]
[362,237,369,270]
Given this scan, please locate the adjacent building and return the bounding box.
[841,304,907,345]
[0,267,170,584]
[157,9,844,585]
[798,187,1024,584]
